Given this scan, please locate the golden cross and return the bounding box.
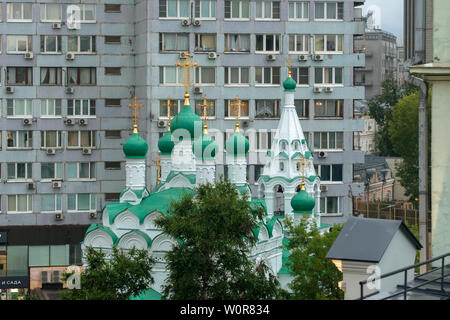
[153,153,161,184]
[176,52,198,105]
[128,95,143,133]
[197,96,214,133]
[162,96,177,131]
[297,155,310,190]
[229,96,247,132]
[286,56,293,78]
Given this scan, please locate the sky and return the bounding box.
[362,0,404,45]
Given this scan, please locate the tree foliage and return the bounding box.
[155,178,283,300]
[60,246,155,300]
[284,218,344,300]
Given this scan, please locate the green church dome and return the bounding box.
[283,75,297,92]
[193,133,218,160]
[291,184,315,214]
[123,128,148,159]
[158,131,174,155]
[171,105,202,140]
[226,131,249,157]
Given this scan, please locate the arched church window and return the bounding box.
[280,162,284,171]
[281,141,287,151]
[179,150,183,157]
[294,141,299,150]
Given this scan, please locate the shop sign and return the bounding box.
[0,276,29,289]
[0,232,6,244]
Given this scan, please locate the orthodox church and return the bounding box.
[82,61,330,299]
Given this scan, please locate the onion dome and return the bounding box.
[225,131,249,157]
[171,98,202,140]
[158,131,174,155]
[193,133,218,160]
[291,183,315,214]
[123,125,148,159]
[283,75,297,92]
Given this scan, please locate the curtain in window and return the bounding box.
[68,132,79,147]
[12,3,22,19]
[178,34,188,50]
[47,4,61,20]
[200,35,215,51]
[80,68,91,84]
[336,132,343,148]
[82,100,89,115]
[84,5,95,20]
[315,2,324,19]
[46,36,57,52]
[315,35,324,51]
[201,68,215,83]
[327,3,337,19]
[67,69,77,84]
[335,68,343,84]
[17,195,29,212]
[326,36,336,51]
[326,100,337,116]
[46,131,57,147]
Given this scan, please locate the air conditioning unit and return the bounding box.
[320,185,328,192]
[52,23,62,29]
[314,54,324,61]
[23,118,32,126]
[325,87,334,93]
[64,118,74,126]
[41,271,50,284]
[28,182,36,190]
[208,52,217,60]
[55,213,64,221]
[78,118,88,126]
[66,52,75,60]
[298,54,308,62]
[242,120,249,127]
[157,120,166,128]
[46,148,56,155]
[179,52,187,59]
[266,54,276,61]
[65,87,74,94]
[181,19,190,26]
[89,212,97,219]
[193,19,201,26]
[193,86,203,94]
[318,151,328,158]
[52,180,62,189]
[313,87,322,93]
[24,52,33,60]
[6,86,14,94]
[82,148,92,155]
[53,270,62,283]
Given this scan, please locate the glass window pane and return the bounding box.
[321,165,331,181]
[41,195,55,212]
[327,197,338,213]
[67,163,77,179]
[29,246,50,267]
[332,164,343,181]
[327,3,336,19]
[315,2,324,19]
[179,0,189,16]
[7,246,28,276]
[78,194,90,211]
[336,132,343,149]
[50,245,69,266]
[68,194,76,210]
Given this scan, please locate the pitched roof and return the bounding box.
[326,217,422,263]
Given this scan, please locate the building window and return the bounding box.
[294,99,309,118]
[315,2,344,20]
[313,132,344,150]
[320,196,342,214]
[159,0,189,18]
[159,33,189,52]
[7,99,32,117]
[195,34,216,52]
[67,36,96,53]
[67,194,96,212]
[7,3,32,22]
[194,0,216,19]
[314,67,343,85]
[159,99,182,117]
[314,34,343,53]
[67,68,96,85]
[104,4,121,13]
[7,131,33,148]
[40,194,62,213]
[314,100,344,118]
[255,100,280,118]
[40,99,62,117]
[314,164,343,182]
[77,4,96,22]
[6,35,32,53]
[40,4,62,21]
[224,67,250,85]
[256,1,280,20]
[255,67,280,85]
[288,34,310,53]
[288,1,309,20]
[256,131,273,150]
[67,131,96,148]
[291,67,309,85]
[7,67,33,85]
[224,34,250,53]
[224,99,249,118]
[40,67,63,85]
[67,162,96,180]
[40,131,62,149]
[159,66,182,85]
[7,195,33,213]
[41,163,62,180]
[105,193,120,202]
[224,0,249,19]
[104,36,121,44]
[40,35,62,53]
[105,162,121,170]
[194,99,216,118]
[105,67,121,76]
[105,99,121,107]
[7,163,32,181]
[67,99,96,117]
[255,34,281,53]
[195,67,215,85]
[105,130,121,139]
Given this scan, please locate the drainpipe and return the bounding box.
[409,75,429,274]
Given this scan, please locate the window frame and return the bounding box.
[294,99,309,118]
[7,3,33,22]
[159,33,189,52]
[224,0,250,20]
[67,193,96,212]
[224,34,250,53]
[6,35,32,54]
[66,67,97,86]
[6,131,33,149]
[40,99,62,118]
[40,67,63,86]
[255,100,281,119]
[314,67,344,86]
[288,1,309,21]
[67,131,96,149]
[313,131,344,150]
[194,99,216,119]
[313,100,344,118]
[314,2,344,21]
[291,67,309,86]
[159,0,190,19]
[255,1,280,20]
[40,131,63,149]
[159,66,182,85]
[224,67,250,86]
[40,162,63,181]
[194,33,217,52]
[6,99,32,118]
[224,99,250,119]
[255,34,281,54]
[67,162,96,180]
[7,195,33,214]
[194,0,216,20]
[40,3,62,22]
[40,35,62,54]
[255,67,280,86]
[320,196,342,215]
[194,67,216,85]
[6,163,33,181]
[314,34,343,54]
[288,34,310,53]
[40,194,62,213]
[159,99,183,118]
[67,35,96,54]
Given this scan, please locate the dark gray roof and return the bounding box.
[326,217,422,263]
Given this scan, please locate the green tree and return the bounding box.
[155,178,283,300]
[285,217,344,300]
[60,246,155,300]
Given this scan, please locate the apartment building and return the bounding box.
[0,0,365,293]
